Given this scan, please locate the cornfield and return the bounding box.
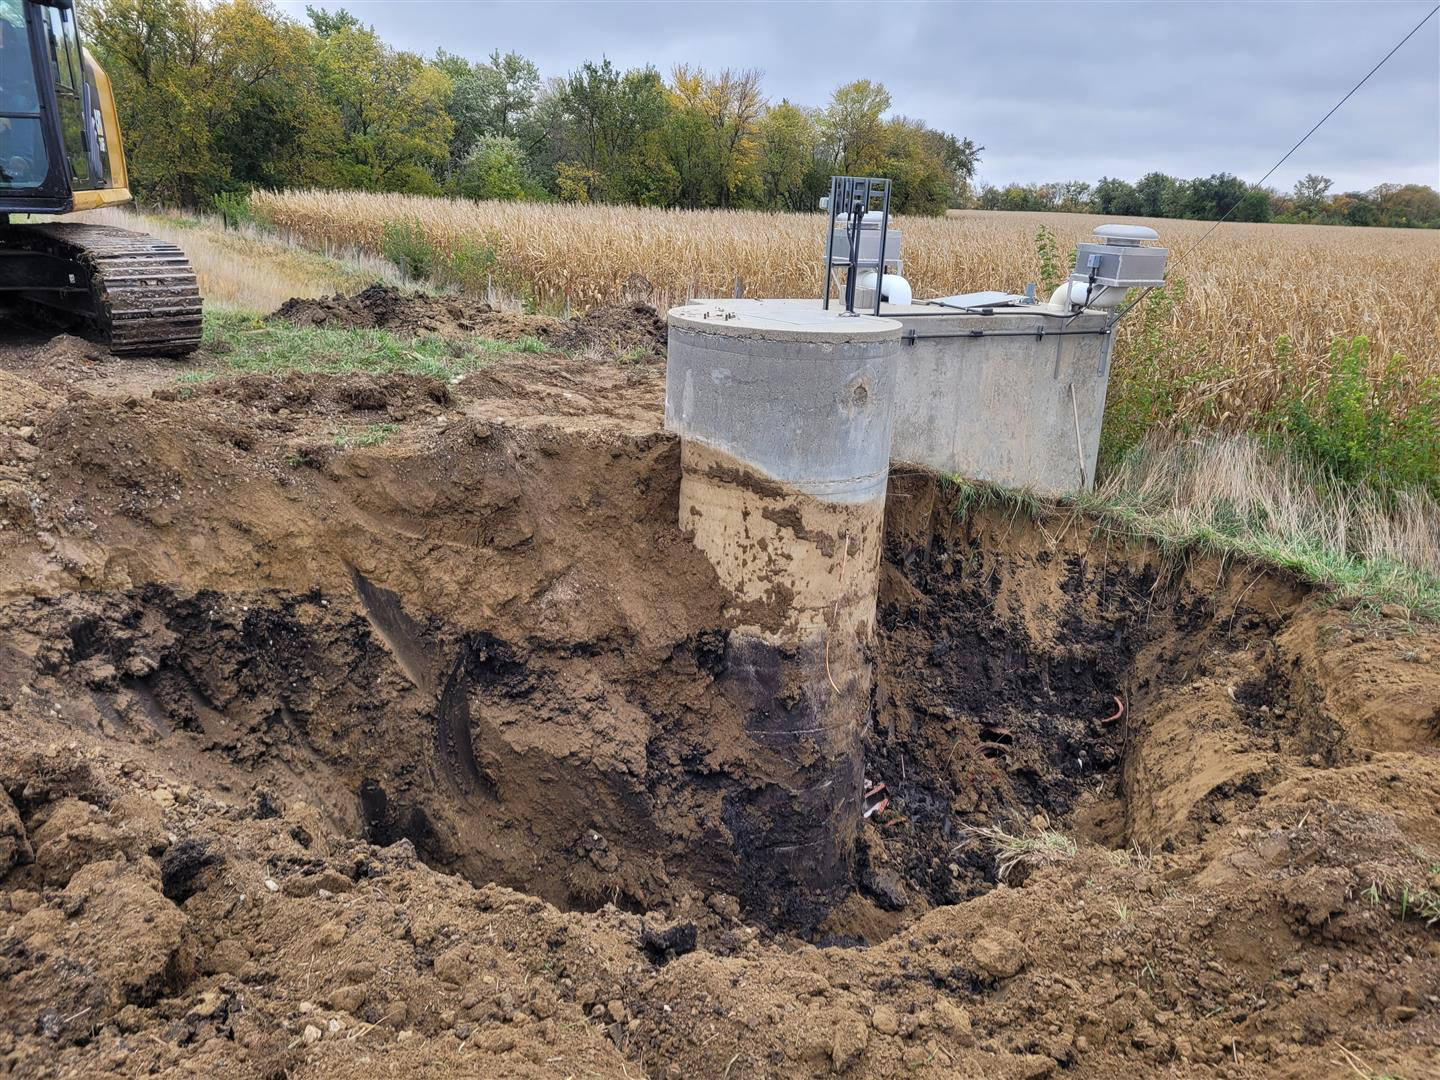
[252,190,1440,426]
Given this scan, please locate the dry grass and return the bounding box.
[252,191,1440,425]
[954,821,1077,883]
[1093,431,1440,580]
[71,206,402,310]
[1072,430,1440,618]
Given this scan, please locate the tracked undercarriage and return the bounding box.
[0,222,202,356]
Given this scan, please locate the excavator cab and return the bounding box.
[1,0,114,215]
[0,0,201,354]
[0,10,53,196]
[5,2,77,206]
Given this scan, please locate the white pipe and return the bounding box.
[1047,280,1126,312]
[858,272,913,306]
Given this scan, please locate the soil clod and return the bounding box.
[640,920,698,963]
[159,838,222,903]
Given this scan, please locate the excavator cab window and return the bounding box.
[0,0,49,189]
[39,0,89,183]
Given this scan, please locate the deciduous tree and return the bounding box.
[88,0,335,203]
[756,101,819,210]
[311,19,453,192]
[820,80,890,175]
[455,135,538,200]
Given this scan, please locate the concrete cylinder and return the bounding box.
[665,299,901,926]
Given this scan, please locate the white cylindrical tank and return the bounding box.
[666,300,901,634]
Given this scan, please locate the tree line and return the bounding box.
[976,173,1440,229]
[85,0,1434,228]
[85,0,980,215]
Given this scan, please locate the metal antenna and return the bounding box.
[843,179,865,314]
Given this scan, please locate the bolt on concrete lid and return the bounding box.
[668,298,902,343]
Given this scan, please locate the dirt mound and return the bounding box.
[153,371,455,421]
[24,333,107,367]
[276,283,494,333]
[270,285,667,359]
[2,357,1439,1079]
[273,283,568,342]
[561,302,668,360]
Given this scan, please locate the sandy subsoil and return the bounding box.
[1,304,1438,1079]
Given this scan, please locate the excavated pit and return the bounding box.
[5,351,1440,1080]
[0,381,1352,938]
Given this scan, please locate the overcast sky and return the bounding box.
[286,0,1440,194]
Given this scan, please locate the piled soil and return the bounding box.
[272,284,667,359]
[1,328,1438,1080]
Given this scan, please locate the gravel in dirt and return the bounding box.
[1,322,1438,1080]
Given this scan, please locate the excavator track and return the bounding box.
[16,223,203,356]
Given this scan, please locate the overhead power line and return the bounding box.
[1105,1,1440,330]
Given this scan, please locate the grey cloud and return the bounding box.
[292,0,1440,191]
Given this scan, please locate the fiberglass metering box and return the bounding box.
[1070,224,1168,288]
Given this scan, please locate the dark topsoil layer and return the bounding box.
[0,335,1439,1080]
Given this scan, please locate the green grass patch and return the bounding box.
[942,474,1046,524]
[156,213,205,230]
[943,446,1440,623]
[1069,485,1440,622]
[1272,336,1440,501]
[335,422,399,449]
[615,345,653,367]
[1099,277,1225,464]
[380,221,439,281]
[213,190,253,230]
[198,310,536,379]
[376,218,542,307]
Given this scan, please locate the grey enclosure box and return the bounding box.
[1070,241,1168,288]
[884,306,1116,496]
[828,228,902,268]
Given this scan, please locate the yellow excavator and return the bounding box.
[0,0,200,354]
